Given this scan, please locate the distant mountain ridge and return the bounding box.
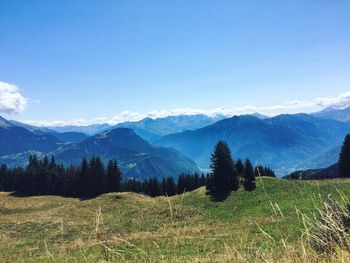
[47,123,111,136]
[15,115,225,142]
[112,114,225,142]
[0,116,15,128]
[155,114,350,176]
[0,118,60,157]
[13,113,264,142]
[9,120,88,143]
[54,128,200,180]
[313,105,350,122]
[0,116,200,180]
[283,163,339,180]
[2,111,350,178]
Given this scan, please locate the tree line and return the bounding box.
[0,155,121,198]
[123,155,275,198]
[0,142,276,199]
[0,155,211,198]
[123,173,209,197]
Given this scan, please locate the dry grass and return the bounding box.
[2,178,350,262]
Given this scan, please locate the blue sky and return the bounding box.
[0,0,350,126]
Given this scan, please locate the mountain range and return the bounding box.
[0,116,200,180]
[155,113,350,175]
[53,128,200,180]
[313,106,350,122]
[46,123,111,136]
[9,120,88,143]
[110,114,225,142]
[1,105,350,178]
[0,116,60,156]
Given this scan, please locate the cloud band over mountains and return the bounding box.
[1,80,349,126]
[20,90,350,127]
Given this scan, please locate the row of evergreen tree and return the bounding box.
[122,173,209,197]
[236,160,276,178]
[0,155,122,198]
[0,146,276,199]
[115,156,275,198]
[0,155,211,198]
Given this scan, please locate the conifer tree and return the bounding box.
[96,157,106,194]
[63,165,78,196]
[177,174,186,194]
[0,164,8,191]
[207,140,239,200]
[26,154,39,195]
[265,167,276,178]
[200,173,206,186]
[160,178,166,195]
[236,159,244,177]
[106,160,122,192]
[149,178,160,197]
[88,156,105,196]
[165,177,176,196]
[193,173,200,189]
[49,156,56,170]
[43,155,49,169]
[339,134,350,178]
[254,165,263,177]
[141,179,149,195]
[37,160,49,195]
[243,159,256,191]
[78,158,89,196]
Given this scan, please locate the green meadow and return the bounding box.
[1,177,350,262]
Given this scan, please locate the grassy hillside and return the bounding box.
[1,178,350,262]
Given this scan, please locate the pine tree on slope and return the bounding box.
[207,140,239,200]
[243,159,256,191]
[339,134,350,178]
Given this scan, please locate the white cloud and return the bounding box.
[314,91,350,109]
[21,90,350,127]
[0,81,28,114]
